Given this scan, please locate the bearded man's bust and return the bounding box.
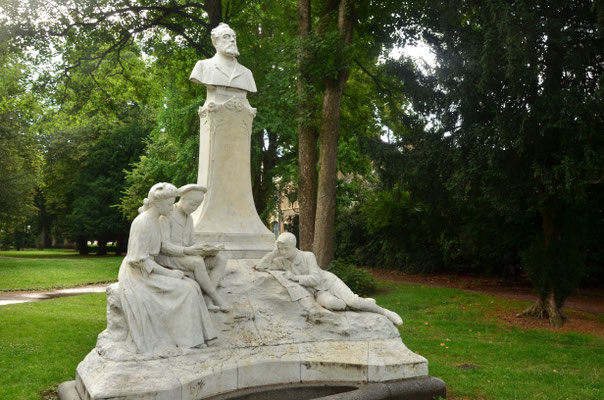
[189,23,257,93]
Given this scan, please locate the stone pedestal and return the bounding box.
[192,87,274,259]
[63,260,445,400]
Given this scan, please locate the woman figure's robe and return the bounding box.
[118,211,217,354]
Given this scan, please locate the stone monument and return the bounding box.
[58,23,445,400]
[189,23,274,259]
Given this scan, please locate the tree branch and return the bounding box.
[354,59,385,92]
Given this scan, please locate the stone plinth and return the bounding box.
[66,260,444,400]
[192,90,274,259]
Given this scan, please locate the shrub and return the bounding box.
[326,258,376,297]
[336,189,443,273]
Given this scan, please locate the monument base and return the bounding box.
[64,259,445,400]
[59,376,446,400]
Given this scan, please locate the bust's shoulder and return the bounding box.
[196,58,213,66]
[237,62,253,74]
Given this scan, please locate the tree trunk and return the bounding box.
[297,0,318,251]
[311,0,354,268]
[37,226,45,250]
[206,0,222,29]
[312,81,344,267]
[77,237,89,255]
[517,202,568,327]
[97,240,107,256]
[516,290,566,328]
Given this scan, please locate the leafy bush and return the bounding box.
[326,258,376,297]
[335,189,443,273]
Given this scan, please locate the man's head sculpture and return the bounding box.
[276,232,297,259]
[211,23,240,58]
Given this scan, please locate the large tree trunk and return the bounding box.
[97,240,108,256]
[296,0,318,251]
[312,81,344,267]
[76,236,89,255]
[517,291,566,328]
[312,0,354,267]
[517,202,567,327]
[206,0,222,29]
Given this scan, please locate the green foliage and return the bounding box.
[353,0,604,301]
[336,188,442,274]
[0,44,42,235]
[34,41,156,246]
[1,0,602,300]
[326,258,376,297]
[41,110,150,246]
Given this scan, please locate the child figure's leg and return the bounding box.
[328,279,403,326]
[348,297,403,326]
[205,253,227,288]
[316,291,346,310]
[188,257,231,312]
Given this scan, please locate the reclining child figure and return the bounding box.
[256,232,402,326]
[156,184,231,312]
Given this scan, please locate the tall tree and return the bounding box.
[296,0,319,251]
[0,43,42,245]
[391,0,604,326]
[295,0,356,266]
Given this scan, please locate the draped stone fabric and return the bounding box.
[117,211,217,354]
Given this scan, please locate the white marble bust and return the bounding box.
[190,23,257,93]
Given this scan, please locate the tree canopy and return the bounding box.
[1,0,602,326]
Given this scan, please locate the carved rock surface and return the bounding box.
[77,260,428,399]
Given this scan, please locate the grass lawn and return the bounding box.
[0,294,106,400]
[0,249,121,291]
[0,277,601,399]
[375,281,604,400]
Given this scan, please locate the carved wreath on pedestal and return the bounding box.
[198,98,257,118]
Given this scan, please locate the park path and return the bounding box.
[0,283,112,306]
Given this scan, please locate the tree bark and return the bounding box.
[297,0,318,251]
[516,291,566,328]
[206,0,222,29]
[77,236,89,255]
[517,202,567,327]
[97,240,107,256]
[313,80,345,267]
[312,0,354,267]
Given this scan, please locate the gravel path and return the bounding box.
[0,283,113,306]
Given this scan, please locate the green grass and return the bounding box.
[0,249,81,258]
[0,250,121,291]
[374,281,604,400]
[0,277,601,400]
[0,294,107,400]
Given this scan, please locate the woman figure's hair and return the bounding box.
[138,182,178,213]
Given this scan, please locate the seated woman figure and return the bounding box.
[118,182,217,355]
